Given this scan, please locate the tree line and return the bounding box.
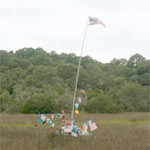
[0,47,149,113]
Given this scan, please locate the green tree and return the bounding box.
[127,53,145,68]
[117,82,149,111]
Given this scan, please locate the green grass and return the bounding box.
[0,113,150,150]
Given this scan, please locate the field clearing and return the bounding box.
[0,113,150,150]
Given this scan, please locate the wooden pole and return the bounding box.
[71,20,88,120]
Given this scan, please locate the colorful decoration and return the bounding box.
[77,97,82,103]
[75,109,79,115]
[63,120,73,133]
[38,114,55,127]
[74,103,79,109]
[80,89,85,94]
[89,120,98,131]
[38,110,98,138]
[38,114,98,137]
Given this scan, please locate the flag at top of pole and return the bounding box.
[88,16,106,28]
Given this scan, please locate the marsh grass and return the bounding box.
[0,113,150,150]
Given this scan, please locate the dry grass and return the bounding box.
[0,113,150,150]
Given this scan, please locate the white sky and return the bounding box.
[0,0,150,63]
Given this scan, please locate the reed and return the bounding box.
[0,113,149,150]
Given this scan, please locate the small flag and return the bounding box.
[89,16,106,27]
[48,119,55,127]
[89,121,98,131]
[75,103,79,109]
[80,89,85,94]
[75,109,79,115]
[38,114,55,126]
[78,97,83,103]
[64,120,73,133]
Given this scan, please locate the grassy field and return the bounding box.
[0,113,150,150]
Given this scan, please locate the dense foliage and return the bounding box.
[0,48,149,113]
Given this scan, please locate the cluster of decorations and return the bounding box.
[38,89,98,137]
[74,97,82,115]
[38,113,98,137]
[74,89,85,115]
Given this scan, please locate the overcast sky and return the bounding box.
[0,0,150,63]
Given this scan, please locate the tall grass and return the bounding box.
[0,113,150,150]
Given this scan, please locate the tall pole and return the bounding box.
[71,20,88,120]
